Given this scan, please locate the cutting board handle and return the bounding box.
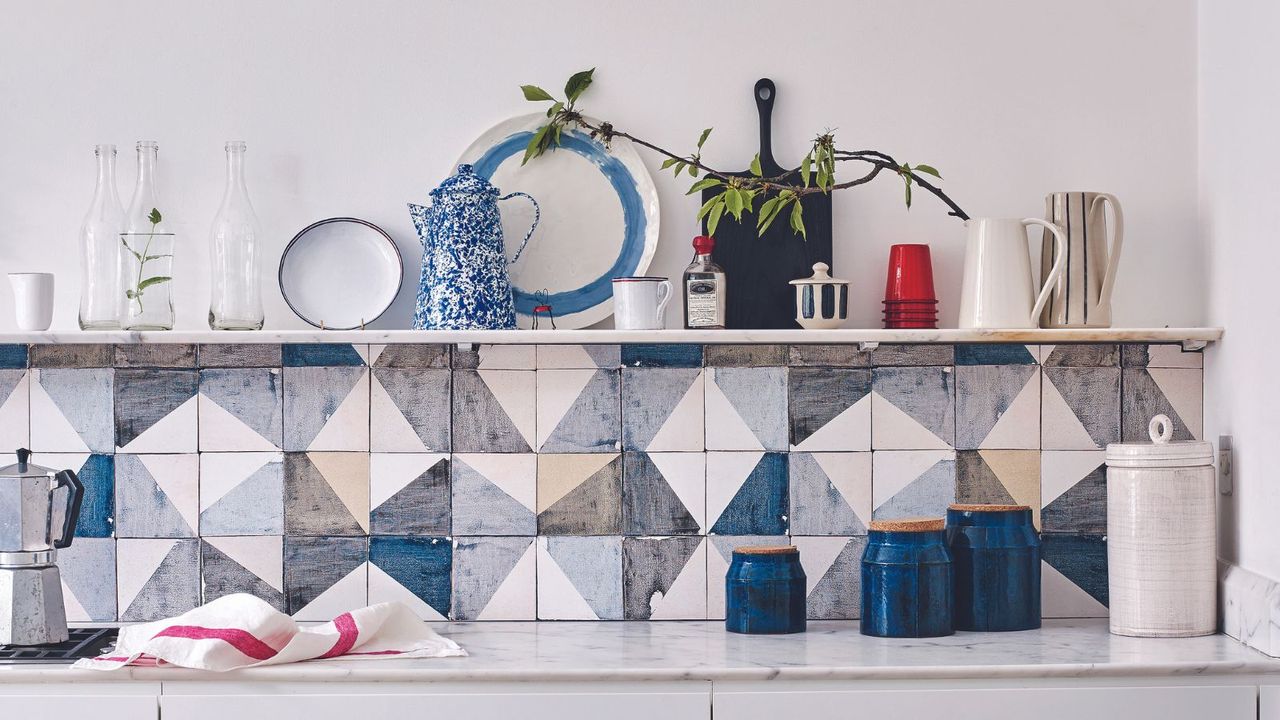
[755,78,783,176]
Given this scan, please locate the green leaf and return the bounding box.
[749,153,762,178]
[913,163,942,179]
[800,153,812,187]
[697,127,712,150]
[521,125,551,165]
[707,202,726,236]
[564,68,595,103]
[687,178,722,195]
[697,193,724,220]
[741,189,756,214]
[143,254,172,261]
[660,157,679,170]
[725,188,744,219]
[522,85,555,102]
[756,197,779,227]
[136,276,171,291]
[546,101,564,117]
[688,166,699,178]
[789,200,807,239]
[672,161,687,178]
[148,208,162,224]
[904,176,913,208]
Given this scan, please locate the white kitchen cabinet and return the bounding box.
[1261,686,1280,718]
[713,685,1257,720]
[0,684,159,719]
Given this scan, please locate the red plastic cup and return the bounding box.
[884,244,937,302]
[883,318,938,329]
[884,313,940,321]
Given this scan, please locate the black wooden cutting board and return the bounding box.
[701,78,834,329]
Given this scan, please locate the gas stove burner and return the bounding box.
[0,627,116,664]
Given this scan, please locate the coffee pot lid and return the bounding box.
[1105,415,1213,468]
[431,164,498,198]
[0,448,57,478]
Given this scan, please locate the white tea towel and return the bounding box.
[74,593,465,671]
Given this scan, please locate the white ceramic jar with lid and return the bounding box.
[1105,414,1216,637]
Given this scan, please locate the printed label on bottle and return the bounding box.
[686,280,719,327]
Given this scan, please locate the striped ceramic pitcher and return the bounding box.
[1039,192,1124,328]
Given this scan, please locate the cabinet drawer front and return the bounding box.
[714,685,1256,720]
[162,690,709,720]
[0,695,157,719]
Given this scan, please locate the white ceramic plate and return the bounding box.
[279,218,403,330]
[457,113,661,329]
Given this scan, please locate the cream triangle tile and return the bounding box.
[979,368,1040,449]
[792,394,871,452]
[478,370,536,450]
[369,373,427,452]
[1149,368,1204,438]
[198,392,278,452]
[117,539,177,612]
[118,395,197,453]
[310,452,370,533]
[537,453,617,512]
[871,390,951,450]
[294,561,368,621]
[646,371,704,451]
[29,373,89,454]
[1041,560,1108,618]
[792,536,850,594]
[370,453,445,509]
[139,454,199,534]
[648,453,707,531]
[199,452,279,510]
[705,451,765,526]
[811,452,873,524]
[306,370,370,451]
[1041,375,1098,449]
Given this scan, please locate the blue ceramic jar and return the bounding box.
[861,519,953,638]
[946,504,1041,632]
[725,546,807,634]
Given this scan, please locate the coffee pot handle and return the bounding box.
[1089,193,1124,311]
[498,192,540,264]
[1023,218,1068,324]
[52,469,83,549]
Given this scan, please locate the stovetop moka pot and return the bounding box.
[0,448,83,645]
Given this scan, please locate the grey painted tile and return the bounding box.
[29,344,113,368]
[371,367,451,452]
[201,537,286,611]
[621,368,704,452]
[452,370,535,453]
[369,454,450,535]
[1042,367,1121,449]
[871,366,956,449]
[792,535,866,619]
[199,452,285,535]
[705,367,788,451]
[199,368,284,450]
[623,536,706,619]
[114,344,196,368]
[537,454,623,535]
[283,452,368,536]
[871,344,954,366]
[198,344,283,368]
[1121,343,1204,369]
[954,365,1039,449]
[58,537,117,621]
[371,344,450,368]
[788,452,870,535]
[283,536,368,615]
[282,366,369,451]
[787,344,872,367]
[30,369,114,453]
[114,454,198,538]
[451,536,535,620]
[1042,344,1119,367]
[704,344,787,367]
[538,535,623,620]
[788,368,871,451]
[114,369,198,451]
[622,452,703,535]
[536,368,621,453]
[118,538,200,622]
[872,450,956,519]
[1121,367,1203,441]
[451,454,537,535]
[452,344,536,370]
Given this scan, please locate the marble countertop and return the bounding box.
[0,327,1224,347]
[2,620,1276,683]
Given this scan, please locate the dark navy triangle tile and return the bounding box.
[283,343,366,367]
[1042,463,1106,533]
[370,536,452,619]
[710,452,788,535]
[114,369,198,448]
[621,344,703,368]
[955,344,1037,366]
[0,345,27,369]
[1041,533,1108,606]
[789,368,870,447]
[74,454,115,538]
[284,537,367,612]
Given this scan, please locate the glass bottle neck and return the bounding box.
[92,146,120,207]
[222,145,248,200]
[133,145,159,207]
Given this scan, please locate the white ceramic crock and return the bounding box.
[1105,414,1216,637]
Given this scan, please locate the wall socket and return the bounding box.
[1218,435,1234,496]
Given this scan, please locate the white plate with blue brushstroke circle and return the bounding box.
[457,113,660,329]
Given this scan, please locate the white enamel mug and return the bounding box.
[8,273,55,331]
[612,277,671,330]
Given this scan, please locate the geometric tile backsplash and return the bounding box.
[0,341,1205,624]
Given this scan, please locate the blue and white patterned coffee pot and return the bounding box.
[408,164,540,330]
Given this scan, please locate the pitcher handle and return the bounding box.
[52,468,83,549]
[498,192,540,264]
[1023,218,1068,324]
[1089,193,1124,311]
[654,280,673,327]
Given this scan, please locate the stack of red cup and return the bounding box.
[883,244,938,329]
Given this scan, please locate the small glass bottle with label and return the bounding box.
[683,235,726,329]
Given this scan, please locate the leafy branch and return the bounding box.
[121,207,171,313]
[519,69,969,237]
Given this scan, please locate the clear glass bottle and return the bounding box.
[683,234,726,329]
[121,140,175,330]
[77,144,126,330]
[208,141,264,330]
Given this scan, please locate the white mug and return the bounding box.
[958,218,1067,329]
[612,277,671,330]
[8,273,55,331]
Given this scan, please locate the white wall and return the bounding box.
[1200,0,1280,579]
[0,0,1199,331]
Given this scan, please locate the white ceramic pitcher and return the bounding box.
[958,217,1067,329]
[1039,192,1124,328]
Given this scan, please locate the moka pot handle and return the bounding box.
[53,469,83,549]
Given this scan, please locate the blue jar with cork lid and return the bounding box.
[860,518,953,638]
[946,504,1041,632]
[725,545,806,634]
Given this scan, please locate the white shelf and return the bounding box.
[0,327,1223,349]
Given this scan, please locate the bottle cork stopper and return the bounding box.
[948,503,1030,512]
[868,518,945,532]
[734,545,798,555]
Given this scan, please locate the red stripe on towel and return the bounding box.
[152,626,279,660]
[319,612,359,658]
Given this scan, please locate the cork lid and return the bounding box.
[948,504,1030,512]
[868,518,944,532]
[733,545,799,555]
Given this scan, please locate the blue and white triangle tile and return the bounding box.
[284,452,369,536]
[871,366,955,450]
[41,452,114,538]
[369,536,452,621]
[704,367,787,451]
[452,536,536,620]
[0,344,27,369]
[536,368,621,453]
[282,343,368,367]
[370,367,451,452]
[622,452,705,535]
[954,344,1039,366]
[788,452,871,536]
[872,449,956,520]
[791,535,868,619]
[367,343,450,368]
[1040,450,1107,534]
[201,536,286,611]
[199,451,284,535]
[370,453,450,535]
[621,368,704,452]
[0,369,29,447]
[198,368,283,452]
[114,454,198,538]
[536,535,623,620]
[536,344,621,369]
[284,536,369,620]
[1041,533,1108,618]
[117,538,200,622]
[955,364,1040,450]
[29,368,113,453]
[621,344,703,368]
[58,537,116,622]
[1039,344,1119,367]
[114,370,198,453]
[623,536,708,619]
[283,366,370,452]
[1122,367,1203,441]
[452,370,537,453]
[453,344,536,370]
[1042,366,1120,449]
[788,368,870,452]
[536,453,622,535]
[706,451,788,536]
[451,453,537,536]
[706,534,776,619]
